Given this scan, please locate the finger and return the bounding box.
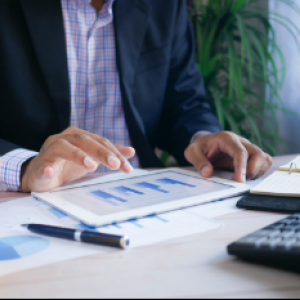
[33,140,98,185]
[45,139,98,172]
[185,145,214,178]
[243,142,272,180]
[116,146,136,159]
[220,138,248,183]
[62,129,134,173]
[59,134,125,171]
[43,166,55,179]
[89,135,134,173]
[253,154,273,179]
[246,153,263,180]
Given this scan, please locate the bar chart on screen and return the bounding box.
[50,171,232,218]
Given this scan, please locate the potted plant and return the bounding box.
[186,0,300,156]
[161,0,299,165]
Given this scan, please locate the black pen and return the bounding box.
[22,224,130,250]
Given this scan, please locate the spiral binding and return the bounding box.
[289,162,298,174]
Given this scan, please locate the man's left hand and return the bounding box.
[184,131,273,183]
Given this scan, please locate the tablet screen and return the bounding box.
[50,171,234,217]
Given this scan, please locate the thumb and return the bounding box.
[197,155,214,178]
[185,147,214,178]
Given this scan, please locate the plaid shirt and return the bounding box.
[0,0,139,192]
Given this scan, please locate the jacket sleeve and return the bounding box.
[0,138,22,156]
[157,0,221,166]
[0,140,38,192]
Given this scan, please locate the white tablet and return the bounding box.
[32,168,250,227]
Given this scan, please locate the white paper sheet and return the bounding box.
[0,170,262,278]
[251,171,300,196]
[279,156,300,171]
[0,196,221,277]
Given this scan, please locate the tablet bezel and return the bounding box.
[32,168,250,227]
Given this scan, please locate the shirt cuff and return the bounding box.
[0,149,38,192]
[191,131,211,144]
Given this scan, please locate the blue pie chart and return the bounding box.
[0,236,50,261]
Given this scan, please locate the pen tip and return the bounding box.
[21,224,29,228]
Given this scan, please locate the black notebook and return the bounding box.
[237,193,300,214]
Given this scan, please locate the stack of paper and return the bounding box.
[0,169,261,277]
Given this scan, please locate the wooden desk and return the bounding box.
[0,155,300,298]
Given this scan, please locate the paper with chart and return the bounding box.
[0,169,260,278]
[0,195,221,277]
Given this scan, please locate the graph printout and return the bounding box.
[50,171,233,217]
[0,195,221,277]
[0,236,49,261]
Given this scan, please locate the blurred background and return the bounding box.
[162,0,300,166]
[269,0,300,154]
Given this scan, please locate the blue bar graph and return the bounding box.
[128,218,143,228]
[112,222,122,229]
[111,186,144,196]
[48,207,68,219]
[147,214,168,223]
[91,190,127,204]
[211,198,224,203]
[135,182,169,193]
[157,178,196,188]
[76,224,99,233]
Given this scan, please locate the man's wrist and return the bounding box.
[0,149,38,192]
[20,157,34,192]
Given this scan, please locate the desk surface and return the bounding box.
[0,155,300,298]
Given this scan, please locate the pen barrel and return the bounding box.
[27,225,75,240]
[81,231,129,249]
[25,224,129,250]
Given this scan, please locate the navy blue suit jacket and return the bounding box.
[0,0,221,167]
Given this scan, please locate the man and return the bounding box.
[0,0,272,193]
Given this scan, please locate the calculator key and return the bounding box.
[283,225,298,231]
[251,230,279,238]
[275,238,297,250]
[279,219,298,225]
[293,232,300,238]
[269,231,281,238]
[236,237,267,246]
[290,222,300,226]
[260,238,281,248]
[264,224,285,230]
[279,231,295,238]
[290,242,300,250]
[281,228,294,233]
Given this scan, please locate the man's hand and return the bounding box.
[184,132,273,183]
[20,127,136,193]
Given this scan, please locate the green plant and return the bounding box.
[188,0,300,155]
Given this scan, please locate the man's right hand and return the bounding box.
[20,127,136,193]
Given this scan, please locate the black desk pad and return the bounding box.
[237,192,300,214]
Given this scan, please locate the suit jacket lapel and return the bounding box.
[20,0,71,131]
[114,0,163,168]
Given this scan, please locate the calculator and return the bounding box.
[228,214,300,272]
